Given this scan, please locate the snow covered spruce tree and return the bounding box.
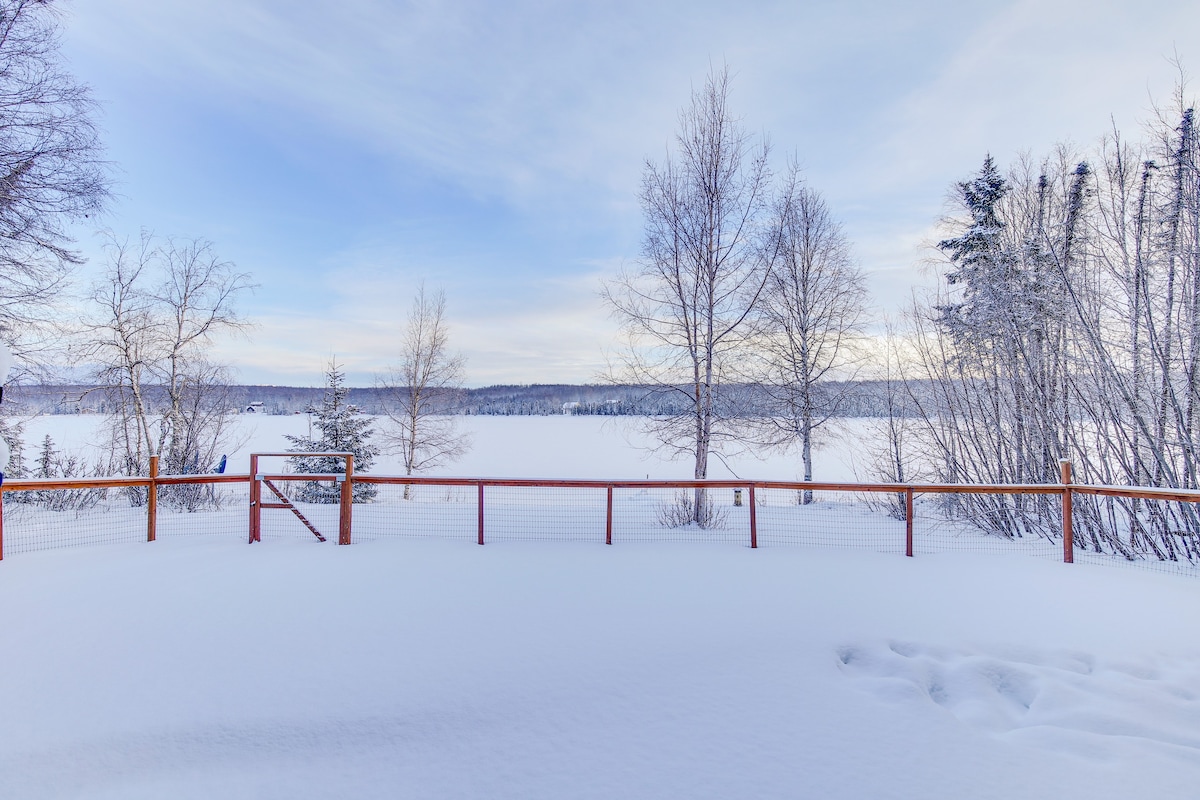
[603,65,774,527]
[287,360,378,503]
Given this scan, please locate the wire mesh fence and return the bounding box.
[482,485,606,544]
[0,478,250,555]
[754,486,905,553]
[255,477,343,543]
[1069,491,1200,577]
[351,481,479,543]
[3,467,1200,579]
[611,485,749,545]
[155,481,249,541]
[910,491,1063,561]
[0,490,147,554]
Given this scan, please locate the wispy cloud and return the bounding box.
[60,0,1200,385]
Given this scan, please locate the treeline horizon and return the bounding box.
[6,380,925,419]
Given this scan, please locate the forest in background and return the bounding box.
[4,380,919,419]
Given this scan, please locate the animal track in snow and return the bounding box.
[837,641,1200,759]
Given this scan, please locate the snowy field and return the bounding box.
[2,537,1198,799]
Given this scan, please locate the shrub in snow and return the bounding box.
[656,488,727,530]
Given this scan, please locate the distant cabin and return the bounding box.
[244,401,265,414]
[562,401,580,415]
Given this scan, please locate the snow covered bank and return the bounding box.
[2,539,1197,799]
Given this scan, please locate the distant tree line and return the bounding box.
[6,380,928,418]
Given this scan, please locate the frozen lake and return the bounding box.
[16,413,877,481]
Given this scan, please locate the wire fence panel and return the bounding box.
[1,489,146,554]
[257,478,343,543]
[351,482,477,543]
[612,486,749,545]
[912,492,1062,561]
[1070,494,1200,577]
[754,488,904,553]
[484,485,607,544]
[155,484,248,540]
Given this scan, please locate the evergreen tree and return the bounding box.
[37,434,56,479]
[935,155,1031,346]
[0,416,22,478]
[286,360,377,503]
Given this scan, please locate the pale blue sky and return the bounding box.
[58,0,1199,386]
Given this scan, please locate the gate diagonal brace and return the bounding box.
[261,478,327,542]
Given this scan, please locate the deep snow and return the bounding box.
[1,538,1197,799]
[4,414,1198,797]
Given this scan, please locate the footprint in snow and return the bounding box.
[836,641,1200,760]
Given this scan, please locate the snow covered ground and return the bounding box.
[3,415,1199,797]
[2,537,1197,799]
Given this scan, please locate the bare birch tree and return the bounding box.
[750,164,868,502]
[378,284,470,496]
[603,65,774,526]
[79,232,252,507]
[0,0,108,337]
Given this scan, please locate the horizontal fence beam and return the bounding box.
[255,473,346,483]
[153,474,251,487]
[0,474,250,492]
[1070,485,1200,503]
[248,452,353,460]
[353,476,1078,496]
[6,474,1200,500]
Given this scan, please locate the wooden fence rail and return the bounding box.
[3,458,1200,566]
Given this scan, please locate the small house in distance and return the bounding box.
[562,401,580,415]
[243,401,265,414]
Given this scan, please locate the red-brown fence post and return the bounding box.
[477,482,485,545]
[249,454,261,544]
[748,485,758,549]
[905,487,914,557]
[338,454,353,545]
[147,455,159,543]
[606,485,613,545]
[1060,460,1074,563]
